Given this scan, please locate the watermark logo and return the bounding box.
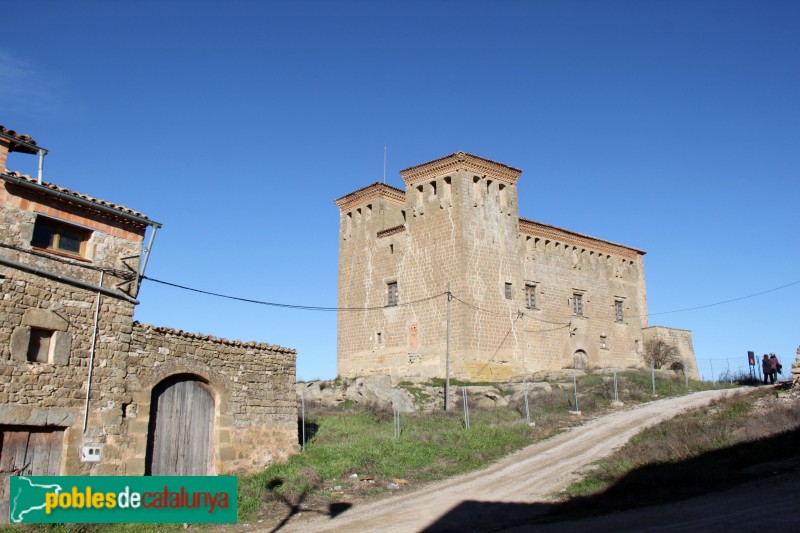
[9,476,237,523]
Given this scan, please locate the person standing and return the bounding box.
[769,353,781,384]
[762,354,771,384]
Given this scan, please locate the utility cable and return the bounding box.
[142,275,445,312]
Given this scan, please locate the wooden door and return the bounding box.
[0,427,64,523]
[573,350,588,369]
[146,376,214,476]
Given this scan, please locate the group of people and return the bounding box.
[761,353,783,384]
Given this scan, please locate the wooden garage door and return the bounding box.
[146,376,214,476]
[0,427,64,523]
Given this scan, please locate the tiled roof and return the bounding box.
[334,181,406,210]
[133,322,297,354]
[2,170,150,220]
[400,151,522,185]
[0,125,41,154]
[519,217,645,259]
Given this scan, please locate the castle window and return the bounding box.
[31,216,91,258]
[387,282,398,307]
[573,292,584,316]
[389,244,394,254]
[600,335,608,350]
[27,327,54,363]
[615,300,624,322]
[376,332,382,345]
[504,282,513,300]
[444,176,452,200]
[430,180,437,198]
[525,283,538,309]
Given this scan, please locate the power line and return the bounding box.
[636,279,800,318]
[142,275,445,312]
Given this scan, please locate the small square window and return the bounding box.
[27,328,54,363]
[615,300,624,322]
[573,293,584,316]
[504,282,513,300]
[387,282,398,307]
[525,284,538,309]
[31,217,90,257]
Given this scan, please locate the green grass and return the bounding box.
[239,408,534,520]
[241,369,734,522]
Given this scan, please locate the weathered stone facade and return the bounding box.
[336,152,698,380]
[641,326,699,379]
[0,126,297,490]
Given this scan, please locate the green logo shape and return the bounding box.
[9,476,237,523]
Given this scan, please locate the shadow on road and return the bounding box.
[422,426,800,532]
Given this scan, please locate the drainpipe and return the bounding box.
[83,271,104,433]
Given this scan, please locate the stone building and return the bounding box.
[0,125,297,513]
[336,152,698,381]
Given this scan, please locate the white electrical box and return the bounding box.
[81,446,102,463]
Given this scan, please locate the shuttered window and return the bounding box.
[387,282,398,306]
[573,293,584,316]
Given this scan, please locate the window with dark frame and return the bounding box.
[504,282,513,300]
[600,335,608,350]
[615,300,624,322]
[387,282,398,307]
[31,217,90,257]
[525,283,537,309]
[27,328,54,363]
[573,292,584,316]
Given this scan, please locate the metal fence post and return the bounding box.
[613,368,618,403]
[651,364,656,396]
[301,391,306,452]
[572,371,579,412]
[710,359,715,385]
[524,380,530,424]
[462,386,470,430]
[393,390,400,439]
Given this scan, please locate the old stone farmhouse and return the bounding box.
[336,152,698,381]
[0,125,297,513]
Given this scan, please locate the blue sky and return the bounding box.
[3,0,798,381]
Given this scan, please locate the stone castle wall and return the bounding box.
[337,153,694,381]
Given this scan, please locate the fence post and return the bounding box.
[462,386,470,430]
[651,364,656,396]
[613,368,619,402]
[393,390,400,439]
[710,359,715,386]
[301,391,306,452]
[727,358,732,385]
[572,371,579,412]
[524,380,530,424]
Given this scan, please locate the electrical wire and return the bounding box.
[142,275,445,312]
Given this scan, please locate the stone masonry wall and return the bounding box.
[642,326,700,380]
[0,183,144,476]
[127,324,298,475]
[1,176,298,477]
[337,153,653,381]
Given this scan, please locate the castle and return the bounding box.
[0,125,297,514]
[335,152,698,381]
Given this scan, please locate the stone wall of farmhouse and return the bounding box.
[0,190,143,476]
[1,177,298,477]
[127,324,298,475]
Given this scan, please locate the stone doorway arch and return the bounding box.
[145,374,215,476]
[573,350,588,369]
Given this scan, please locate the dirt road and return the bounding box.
[276,388,752,532]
